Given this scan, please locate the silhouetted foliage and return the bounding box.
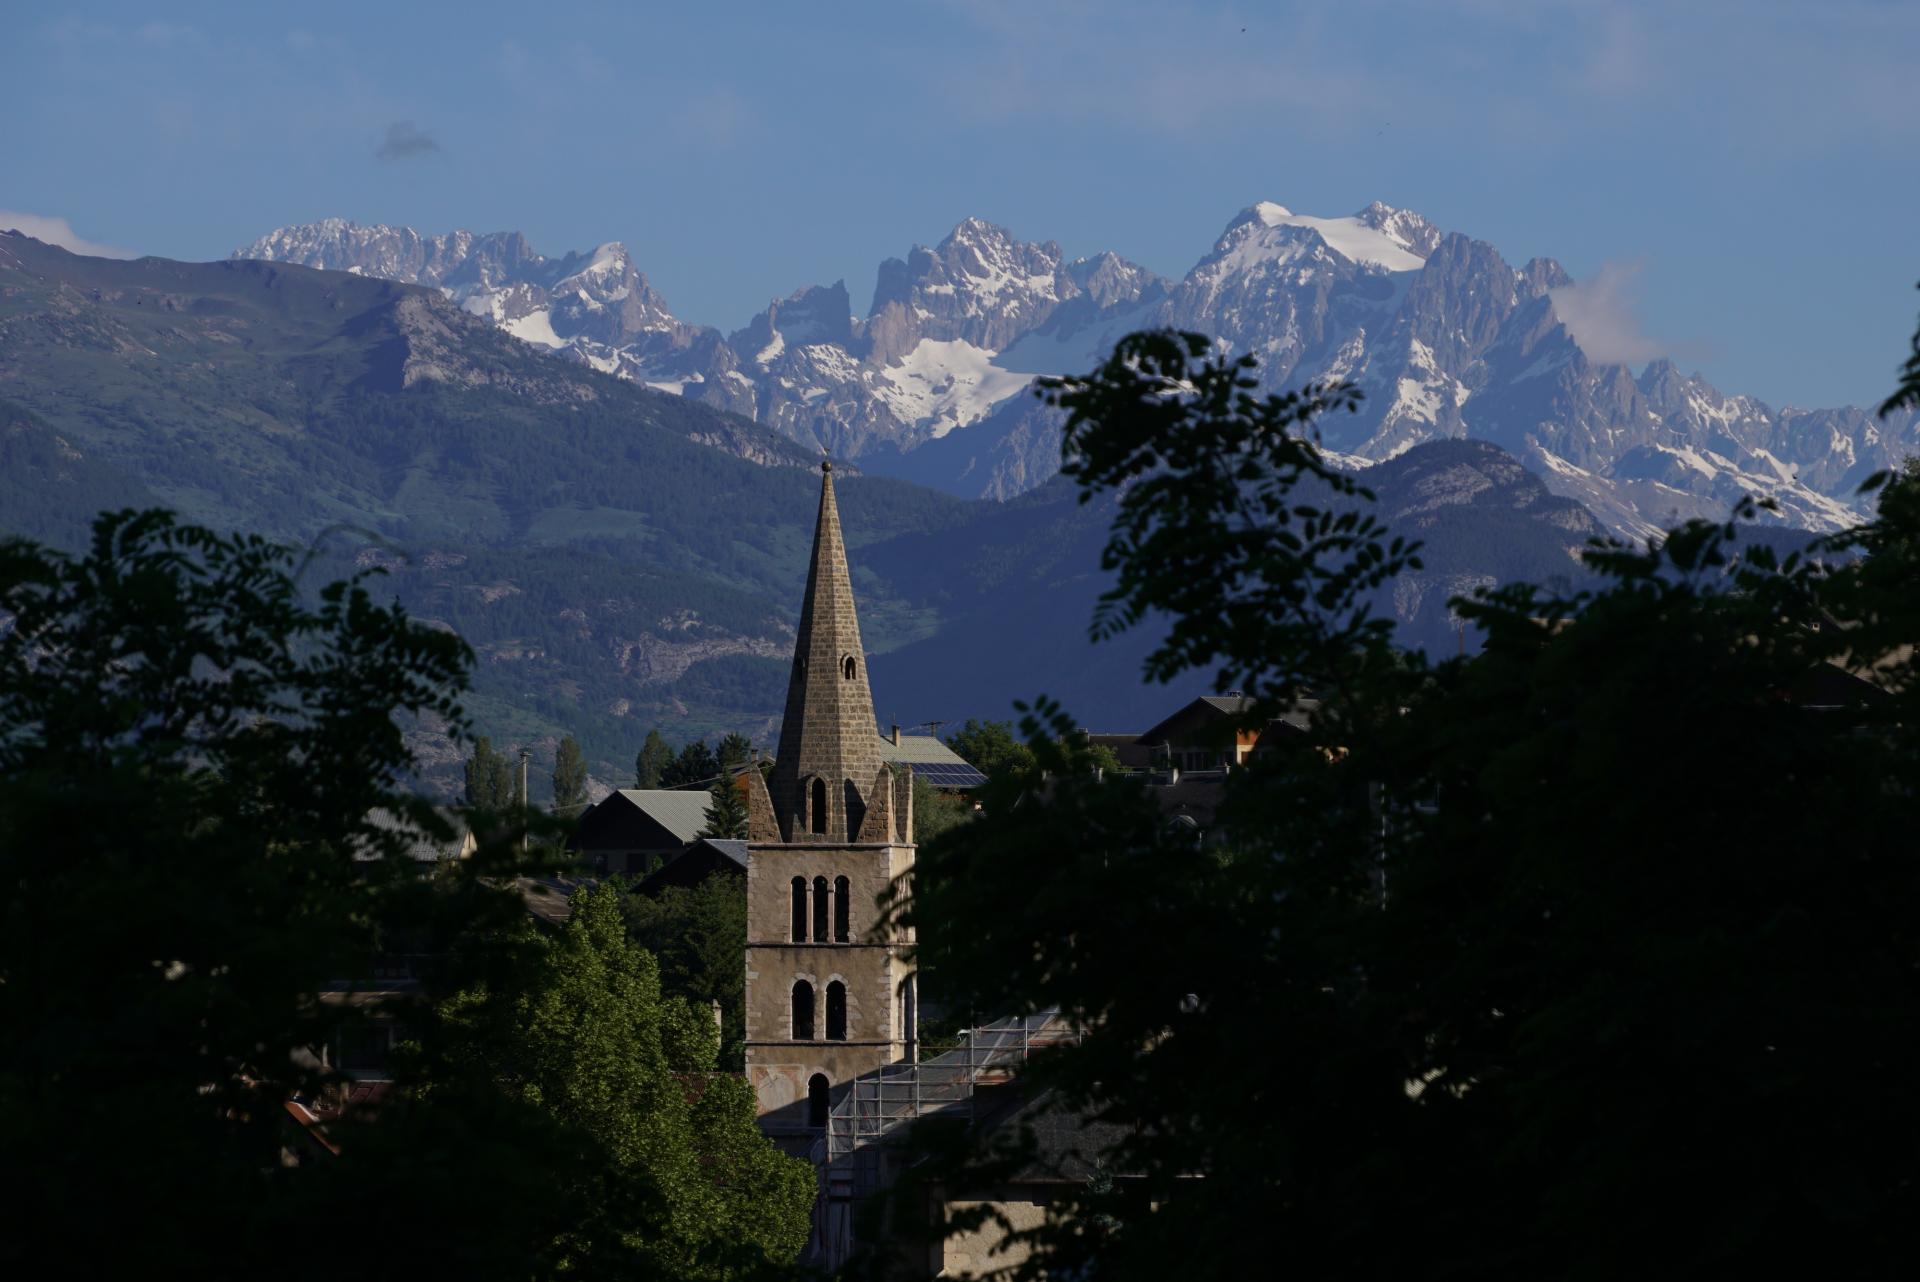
[0,509,550,1276]
[891,329,1920,1278]
[1882,279,1920,416]
[0,510,814,1279]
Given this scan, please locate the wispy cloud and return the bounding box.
[1549,261,1709,367]
[0,211,136,259]
[376,120,440,162]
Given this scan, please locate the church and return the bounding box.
[738,460,919,1137]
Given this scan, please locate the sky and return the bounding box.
[3,0,1917,410]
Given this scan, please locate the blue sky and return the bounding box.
[4,0,1916,410]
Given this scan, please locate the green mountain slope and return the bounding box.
[0,233,1616,790]
[0,232,975,791]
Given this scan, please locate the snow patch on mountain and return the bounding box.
[1250,202,1430,272]
[875,339,1033,438]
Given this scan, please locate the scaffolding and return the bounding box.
[804,1008,1081,1267]
[824,1007,1077,1160]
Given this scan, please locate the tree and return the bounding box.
[621,875,751,1069]
[910,772,971,847]
[716,731,753,774]
[893,330,1920,1278]
[551,734,589,820]
[701,773,749,840]
[945,719,1037,778]
[428,884,813,1271]
[0,509,546,1274]
[1083,740,1124,774]
[636,728,672,789]
[465,735,515,810]
[664,739,719,788]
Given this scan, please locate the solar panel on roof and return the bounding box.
[911,762,987,788]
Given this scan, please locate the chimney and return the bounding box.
[890,724,901,746]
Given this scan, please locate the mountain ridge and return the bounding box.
[236,204,1919,538]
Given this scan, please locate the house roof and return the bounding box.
[359,805,473,862]
[609,789,712,844]
[1138,695,1319,748]
[690,837,749,869]
[878,734,988,789]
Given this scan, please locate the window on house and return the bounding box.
[834,875,850,942]
[810,777,827,834]
[825,980,847,1041]
[791,980,815,1040]
[813,875,829,943]
[791,876,808,942]
[807,1073,830,1129]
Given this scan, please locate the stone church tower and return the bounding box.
[742,461,917,1133]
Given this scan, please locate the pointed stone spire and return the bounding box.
[769,461,882,842]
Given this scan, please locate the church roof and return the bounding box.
[767,462,885,840]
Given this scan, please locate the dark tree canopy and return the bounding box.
[0,511,812,1280]
[892,331,1920,1279]
[0,511,540,1274]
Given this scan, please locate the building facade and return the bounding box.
[742,461,917,1135]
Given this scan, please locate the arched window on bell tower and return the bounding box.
[812,875,829,943]
[834,875,851,942]
[791,980,815,1040]
[790,876,808,942]
[825,980,847,1041]
[807,1073,830,1129]
[810,777,828,835]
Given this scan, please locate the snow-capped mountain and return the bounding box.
[235,208,1918,538]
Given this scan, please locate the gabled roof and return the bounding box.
[690,837,749,869]
[608,789,712,844]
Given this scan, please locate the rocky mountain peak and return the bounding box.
[1355,201,1444,258]
[866,218,1078,361]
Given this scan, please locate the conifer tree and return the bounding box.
[635,728,671,789]
[551,734,588,820]
[701,772,749,839]
[463,735,514,811]
[665,739,718,788]
[715,731,752,774]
